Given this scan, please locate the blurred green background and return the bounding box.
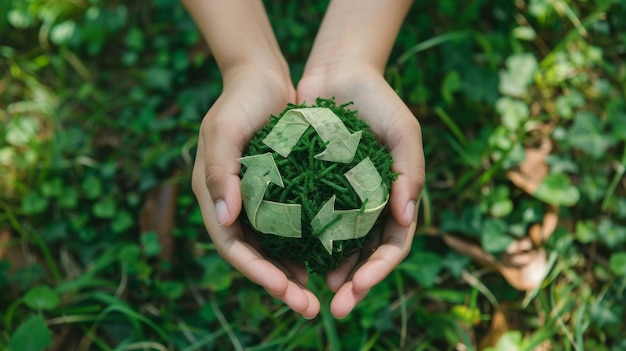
[1,0,625,350]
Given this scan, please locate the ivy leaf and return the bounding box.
[6,117,39,146]
[93,197,116,218]
[21,192,49,215]
[199,254,233,292]
[40,178,63,198]
[567,112,616,158]
[575,220,597,244]
[8,315,52,351]
[23,285,61,311]
[141,231,162,257]
[481,219,513,253]
[607,101,626,141]
[533,173,580,206]
[399,252,443,288]
[589,300,623,328]
[81,176,102,199]
[499,53,538,97]
[609,252,626,276]
[58,188,78,209]
[598,218,626,247]
[496,97,529,130]
[111,210,134,233]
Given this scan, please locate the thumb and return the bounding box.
[200,121,244,227]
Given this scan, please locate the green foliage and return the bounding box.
[1,0,626,349]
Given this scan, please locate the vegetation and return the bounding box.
[1,0,625,350]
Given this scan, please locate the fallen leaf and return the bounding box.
[479,308,509,350]
[442,234,549,291]
[140,176,179,264]
[529,205,559,246]
[0,229,10,259]
[506,146,550,194]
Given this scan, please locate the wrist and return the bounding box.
[303,0,412,78]
[221,59,291,86]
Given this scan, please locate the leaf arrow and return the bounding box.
[263,107,363,163]
[311,157,388,254]
[239,153,302,237]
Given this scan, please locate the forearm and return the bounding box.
[182,0,288,78]
[304,0,413,76]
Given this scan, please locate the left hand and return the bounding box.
[297,64,425,318]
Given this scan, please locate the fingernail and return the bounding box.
[215,200,229,226]
[404,200,416,224]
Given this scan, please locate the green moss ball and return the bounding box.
[241,98,396,274]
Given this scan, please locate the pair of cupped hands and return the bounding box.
[191,62,425,319]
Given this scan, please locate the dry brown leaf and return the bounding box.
[529,205,559,246]
[0,229,10,259]
[442,234,548,291]
[506,147,550,194]
[140,179,179,263]
[479,308,509,350]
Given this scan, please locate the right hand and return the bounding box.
[191,66,320,319]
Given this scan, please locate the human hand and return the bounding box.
[297,64,425,318]
[192,67,320,319]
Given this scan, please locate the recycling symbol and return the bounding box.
[239,107,389,254]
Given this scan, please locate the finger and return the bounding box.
[329,281,370,319]
[351,213,417,293]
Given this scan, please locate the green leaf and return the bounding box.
[8,315,52,351]
[589,300,623,328]
[145,67,173,90]
[598,218,626,247]
[40,178,63,198]
[58,188,78,209]
[141,231,162,257]
[81,176,102,199]
[23,285,61,311]
[481,219,513,253]
[21,192,49,215]
[512,26,536,41]
[607,100,626,141]
[399,252,443,288]
[119,244,142,264]
[111,210,134,233]
[499,53,538,97]
[490,199,513,218]
[156,280,184,299]
[442,252,471,278]
[6,117,39,146]
[441,70,462,103]
[93,197,116,218]
[555,90,585,120]
[609,252,626,276]
[496,97,529,131]
[567,112,615,158]
[199,255,233,291]
[575,220,597,244]
[533,173,580,206]
[50,20,76,45]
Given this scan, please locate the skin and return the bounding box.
[183,0,424,319]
